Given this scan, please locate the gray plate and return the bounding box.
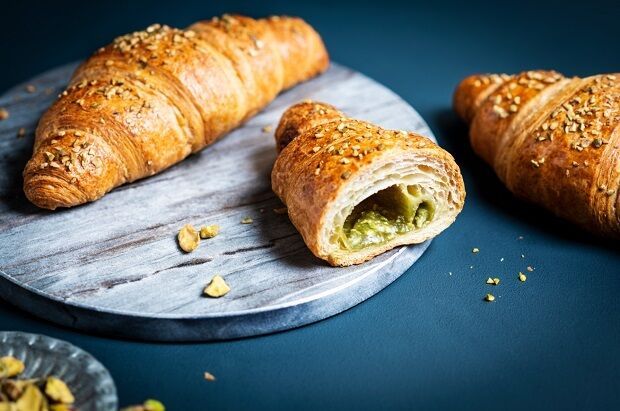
[0,331,118,411]
[0,62,434,342]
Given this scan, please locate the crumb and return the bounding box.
[25,84,36,93]
[486,277,500,285]
[262,125,273,133]
[260,208,265,213]
[204,372,216,381]
[519,272,527,282]
[241,217,253,224]
[0,108,8,121]
[517,236,524,240]
[500,258,504,262]
[484,293,495,302]
[521,254,525,258]
[17,128,25,138]
[472,247,480,253]
[526,266,534,272]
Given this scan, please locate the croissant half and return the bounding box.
[24,14,329,209]
[272,102,465,266]
[454,71,620,237]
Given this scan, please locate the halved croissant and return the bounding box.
[454,71,620,237]
[24,14,329,210]
[272,101,465,266]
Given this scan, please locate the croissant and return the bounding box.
[23,14,328,210]
[454,71,620,237]
[272,101,465,266]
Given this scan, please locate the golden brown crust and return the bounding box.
[23,15,329,210]
[454,70,620,237]
[272,101,466,266]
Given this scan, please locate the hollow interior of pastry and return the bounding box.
[339,184,435,251]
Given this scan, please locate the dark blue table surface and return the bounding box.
[1,0,619,409]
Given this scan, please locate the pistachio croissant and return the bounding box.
[272,101,465,266]
[24,14,329,209]
[454,71,620,237]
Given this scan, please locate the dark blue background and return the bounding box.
[1,1,619,409]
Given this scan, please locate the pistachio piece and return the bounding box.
[15,385,45,411]
[177,224,200,253]
[2,379,29,401]
[204,275,230,298]
[0,357,24,378]
[144,399,166,411]
[45,377,75,404]
[199,224,219,239]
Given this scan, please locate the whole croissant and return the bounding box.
[454,71,620,237]
[24,14,329,209]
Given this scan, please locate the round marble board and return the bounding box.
[0,62,435,341]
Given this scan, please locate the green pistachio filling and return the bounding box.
[339,184,435,251]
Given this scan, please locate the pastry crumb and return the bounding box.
[273,207,287,214]
[486,277,500,285]
[204,372,216,381]
[472,247,480,253]
[519,272,527,282]
[262,125,273,133]
[204,275,230,298]
[526,266,534,272]
[484,293,495,302]
[0,108,8,120]
[25,84,36,93]
[17,128,25,138]
[241,217,253,224]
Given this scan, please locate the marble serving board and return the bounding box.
[0,62,434,341]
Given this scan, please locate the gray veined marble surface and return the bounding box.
[0,62,435,341]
